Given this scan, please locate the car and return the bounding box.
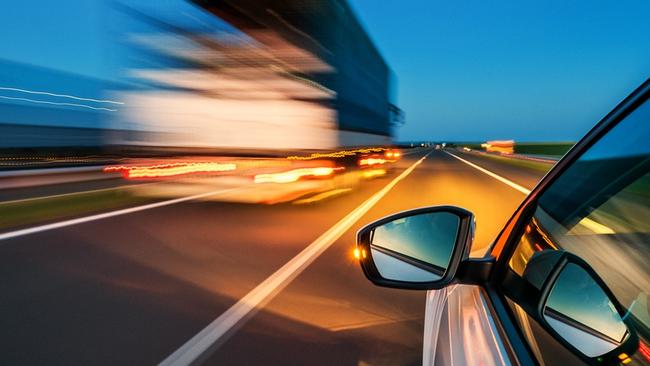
[356,79,650,366]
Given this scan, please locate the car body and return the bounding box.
[357,79,650,366]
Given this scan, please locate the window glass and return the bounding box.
[506,99,650,364]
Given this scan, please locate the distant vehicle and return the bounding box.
[357,148,401,169]
[356,80,650,365]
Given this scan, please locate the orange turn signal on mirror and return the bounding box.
[353,248,367,260]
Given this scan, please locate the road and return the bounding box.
[0,149,547,365]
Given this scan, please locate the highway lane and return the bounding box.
[450,150,550,190]
[206,150,535,365]
[0,177,148,203]
[0,149,544,365]
[0,169,405,365]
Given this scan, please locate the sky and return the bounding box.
[0,1,648,143]
[348,0,650,142]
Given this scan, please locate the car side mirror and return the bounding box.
[356,206,479,290]
[525,251,639,364]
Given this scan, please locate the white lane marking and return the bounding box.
[0,183,155,206]
[0,86,124,104]
[445,151,615,234]
[443,151,531,194]
[0,95,117,111]
[0,188,238,241]
[159,153,431,366]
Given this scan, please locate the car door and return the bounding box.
[424,79,650,366]
[484,79,649,365]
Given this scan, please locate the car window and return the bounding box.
[506,99,650,364]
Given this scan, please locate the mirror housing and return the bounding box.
[356,205,481,290]
[358,205,641,364]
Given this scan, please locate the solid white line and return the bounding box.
[0,188,237,241]
[445,151,615,235]
[0,184,155,206]
[0,95,117,112]
[0,86,124,104]
[159,152,431,366]
[443,151,531,195]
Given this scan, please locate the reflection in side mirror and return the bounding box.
[356,206,474,290]
[543,262,630,358]
[370,211,459,282]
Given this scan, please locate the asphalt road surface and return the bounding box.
[0,149,546,365]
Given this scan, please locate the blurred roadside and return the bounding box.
[453,140,574,174]
[0,0,399,154]
[0,0,406,230]
[0,147,411,232]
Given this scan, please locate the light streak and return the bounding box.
[638,341,650,364]
[104,162,237,179]
[287,147,387,160]
[0,86,124,104]
[254,167,338,183]
[361,168,387,179]
[359,158,386,166]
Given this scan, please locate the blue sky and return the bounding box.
[0,0,229,84]
[348,0,650,141]
[1,1,648,142]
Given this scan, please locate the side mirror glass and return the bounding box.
[519,251,641,364]
[543,262,629,357]
[356,206,474,290]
